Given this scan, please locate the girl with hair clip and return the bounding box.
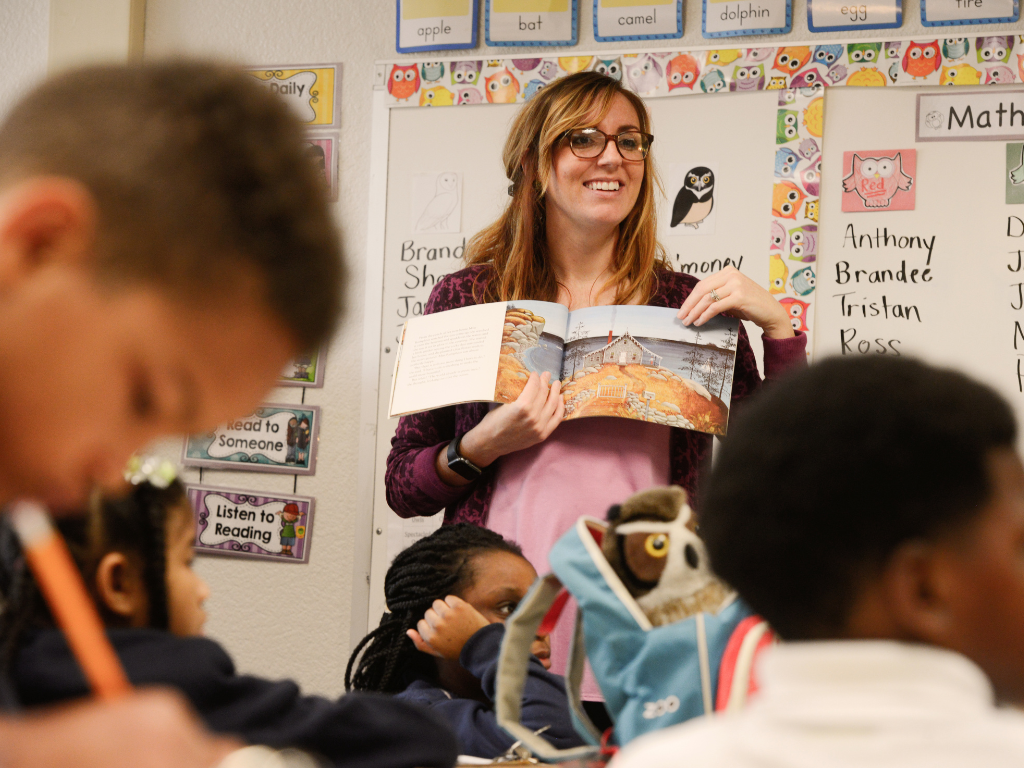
[346,524,584,759]
[386,71,807,722]
[0,458,457,768]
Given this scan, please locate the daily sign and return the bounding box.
[917,91,1024,143]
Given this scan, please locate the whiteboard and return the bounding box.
[362,86,782,631]
[815,85,1024,457]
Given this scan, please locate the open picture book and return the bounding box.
[389,300,741,436]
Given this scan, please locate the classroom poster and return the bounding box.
[921,0,1018,24]
[305,133,338,202]
[279,347,327,388]
[666,162,719,235]
[486,0,579,46]
[594,0,683,42]
[182,405,320,475]
[396,0,478,53]
[841,150,916,212]
[247,65,339,126]
[188,484,315,564]
[703,0,791,37]
[807,0,901,31]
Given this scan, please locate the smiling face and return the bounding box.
[543,93,646,241]
[0,267,294,509]
[458,550,549,667]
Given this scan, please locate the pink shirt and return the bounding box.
[488,417,671,701]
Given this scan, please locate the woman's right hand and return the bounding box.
[437,371,563,486]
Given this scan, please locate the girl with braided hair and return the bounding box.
[346,524,584,759]
[0,463,458,768]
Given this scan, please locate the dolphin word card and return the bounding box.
[188,484,315,564]
[486,0,579,46]
[703,0,791,36]
[397,0,478,53]
[807,0,901,30]
[594,0,683,42]
[246,64,339,127]
[183,404,321,475]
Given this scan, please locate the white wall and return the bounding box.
[0,0,1018,699]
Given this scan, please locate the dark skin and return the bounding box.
[843,448,1024,704]
[407,551,550,702]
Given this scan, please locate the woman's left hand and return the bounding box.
[677,266,795,339]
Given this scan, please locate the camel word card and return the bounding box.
[920,0,1018,24]
[397,0,478,53]
[486,0,579,46]
[703,0,790,36]
[594,0,682,42]
[188,485,315,564]
[247,65,338,127]
[807,0,900,30]
[183,404,321,475]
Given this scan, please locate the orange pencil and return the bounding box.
[10,501,131,700]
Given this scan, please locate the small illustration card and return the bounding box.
[841,150,916,213]
[807,0,901,31]
[397,0,478,53]
[182,404,320,475]
[188,484,315,564]
[247,64,339,126]
[703,0,791,37]
[486,0,579,46]
[1008,143,1024,205]
[411,172,463,233]
[390,300,740,436]
[666,162,719,236]
[279,347,327,388]
[305,133,338,203]
[594,0,683,42]
[921,0,1017,25]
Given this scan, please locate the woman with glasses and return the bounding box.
[385,71,806,722]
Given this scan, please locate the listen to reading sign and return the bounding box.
[807,0,900,30]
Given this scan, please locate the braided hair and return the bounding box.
[0,479,189,675]
[345,524,524,694]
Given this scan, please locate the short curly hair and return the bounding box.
[0,60,343,348]
[700,355,1016,640]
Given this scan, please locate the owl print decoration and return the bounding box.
[387,64,419,101]
[594,57,623,82]
[769,253,789,294]
[770,220,786,250]
[804,199,819,222]
[708,49,742,66]
[775,147,800,178]
[977,36,1013,64]
[773,181,806,219]
[791,266,816,297]
[456,88,482,105]
[625,54,664,96]
[778,89,797,106]
[420,62,444,82]
[766,76,788,89]
[773,47,812,75]
[842,151,915,211]
[826,64,848,84]
[813,45,843,67]
[419,86,454,106]
[986,66,1015,84]
[798,138,819,160]
[788,224,818,262]
[799,157,821,197]
[700,69,727,94]
[537,60,559,81]
[940,64,981,85]
[942,38,969,60]
[1018,54,1024,83]
[777,110,799,144]
[746,48,774,63]
[779,297,810,332]
[848,42,882,64]
[451,60,482,86]
[511,58,541,72]
[485,69,520,104]
[667,54,699,91]
[884,41,903,59]
[902,41,941,80]
[523,80,546,101]
[790,66,827,89]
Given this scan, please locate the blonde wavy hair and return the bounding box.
[466,71,670,305]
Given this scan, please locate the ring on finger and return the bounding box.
[709,288,722,302]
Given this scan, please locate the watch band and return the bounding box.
[446,435,483,481]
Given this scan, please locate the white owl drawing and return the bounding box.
[415,172,460,232]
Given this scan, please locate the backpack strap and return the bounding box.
[715,616,776,712]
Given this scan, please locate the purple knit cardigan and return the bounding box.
[385,264,807,526]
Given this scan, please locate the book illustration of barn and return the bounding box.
[583,329,663,368]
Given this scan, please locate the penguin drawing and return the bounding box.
[671,167,715,229]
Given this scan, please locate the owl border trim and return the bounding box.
[593,0,684,43]
[701,0,793,39]
[484,0,580,48]
[920,0,1019,26]
[395,0,479,54]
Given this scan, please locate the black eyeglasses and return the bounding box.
[562,128,654,161]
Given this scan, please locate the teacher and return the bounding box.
[385,71,806,703]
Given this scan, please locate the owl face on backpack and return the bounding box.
[603,486,732,627]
